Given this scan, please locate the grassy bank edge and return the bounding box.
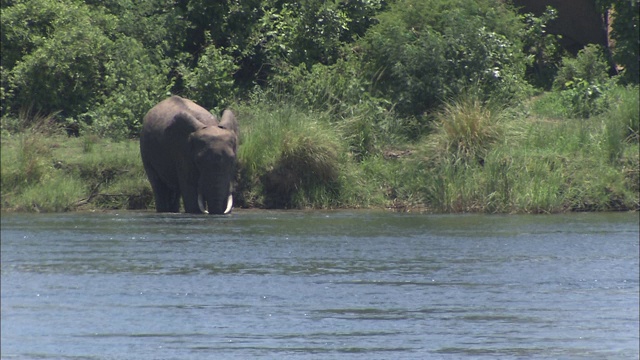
[1,90,638,214]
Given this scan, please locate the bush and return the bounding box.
[553,45,610,90]
[84,36,171,138]
[1,0,173,138]
[426,94,504,164]
[3,1,114,117]
[181,42,238,111]
[559,80,611,119]
[236,102,347,208]
[550,45,612,118]
[519,6,565,89]
[357,0,529,117]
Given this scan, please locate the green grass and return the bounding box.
[427,95,505,163]
[1,85,638,213]
[1,124,151,212]
[235,102,367,209]
[395,86,639,213]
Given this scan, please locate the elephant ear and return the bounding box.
[218,109,238,137]
[167,111,206,139]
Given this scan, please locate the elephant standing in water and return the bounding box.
[140,96,238,214]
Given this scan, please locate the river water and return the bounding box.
[1,211,638,359]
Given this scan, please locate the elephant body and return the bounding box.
[140,96,238,214]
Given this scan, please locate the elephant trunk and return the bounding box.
[197,193,209,214]
[198,192,233,214]
[197,173,234,215]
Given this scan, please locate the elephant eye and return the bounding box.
[218,125,226,130]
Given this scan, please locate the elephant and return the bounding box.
[140,95,238,214]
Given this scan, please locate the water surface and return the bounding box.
[2,211,638,359]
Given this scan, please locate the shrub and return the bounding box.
[2,0,173,139]
[4,1,114,117]
[558,80,611,119]
[236,102,346,208]
[553,45,610,91]
[519,6,565,89]
[181,42,238,111]
[358,0,529,117]
[551,45,612,118]
[84,36,170,138]
[426,94,504,164]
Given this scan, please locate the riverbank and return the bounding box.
[1,89,638,214]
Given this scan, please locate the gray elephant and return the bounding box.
[140,96,238,214]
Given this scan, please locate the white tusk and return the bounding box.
[198,193,209,214]
[224,194,233,214]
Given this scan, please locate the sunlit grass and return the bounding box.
[236,102,353,208]
[14,175,87,212]
[1,85,638,213]
[397,87,639,213]
[1,122,149,212]
[426,94,506,166]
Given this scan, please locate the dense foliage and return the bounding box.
[0,0,388,137]
[2,0,636,139]
[357,0,528,117]
[597,0,640,84]
[1,0,638,213]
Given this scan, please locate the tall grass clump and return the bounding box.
[604,85,640,142]
[0,111,90,212]
[271,61,412,158]
[54,136,151,210]
[600,85,639,206]
[498,102,638,212]
[427,94,505,164]
[1,110,60,208]
[402,85,640,214]
[236,101,350,209]
[406,95,507,212]
[2,132,49,188]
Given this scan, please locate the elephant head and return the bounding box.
[140,96,239,215]
[188,110,238,214]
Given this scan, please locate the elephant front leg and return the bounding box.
[145,167,180,212]
[180,180,204,214]
[155,189,180,213]
[182,189,204,213]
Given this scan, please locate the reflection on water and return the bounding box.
[1,211,638,359]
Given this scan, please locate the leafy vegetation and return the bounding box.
[598,0,640,84]
[1,0,638,213]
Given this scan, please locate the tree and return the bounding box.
[1,0,175,137]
